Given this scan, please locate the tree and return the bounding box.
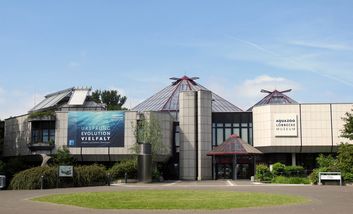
[91,89,127,110]
[52,146,76,165]
[132,114,168,163]
[341,109,353,140]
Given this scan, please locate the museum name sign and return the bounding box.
[274,114,298,137]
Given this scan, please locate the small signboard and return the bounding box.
[319,172,342,186]
[59,166,73,177]
[274,114,298,137]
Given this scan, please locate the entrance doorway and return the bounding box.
[216,164,233,179]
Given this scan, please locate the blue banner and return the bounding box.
[67,111,125,147]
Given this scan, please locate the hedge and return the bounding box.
[9,164,108,190]
[272,176,310,184]
[9,166,57,190]
[73,164,107,186]
[109,159,137,180]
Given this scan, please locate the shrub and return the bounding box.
[73,164,107,187]
[52,147,76,165]
[342,172,353,183]
[255,164,272,182]
[272,162,285,176]
[109,159,137,180]
[9,166,57,190]
[284,165,305,177]
[272,176,310,184]
[316,154,337,169]
[309,167,329,184]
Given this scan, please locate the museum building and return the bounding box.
[2,76,353,180]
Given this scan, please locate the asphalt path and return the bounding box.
[0,180,352,214]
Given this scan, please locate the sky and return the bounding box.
[1,0,353,119]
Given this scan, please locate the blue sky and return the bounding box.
[1,0,353,119]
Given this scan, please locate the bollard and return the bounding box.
[107,173,111,186]
[124,172,128,184]
[40,175,44,190]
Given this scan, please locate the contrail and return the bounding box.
[226,34,353,87]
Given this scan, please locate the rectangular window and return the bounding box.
[175,132,180,147]
[212,128,216,146]
[217,123,224,127]
[225,123,232,127]
[241,123,248,127]
[49,129,55,141]
[233,128,240,136]
[217,128,224,145]
[43,129,49,143]
[225,128,232,139]
[249,128,253,145]
[241,128,248,143]
[31,121,55,144]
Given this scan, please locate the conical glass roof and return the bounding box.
[132,76,243,112]
[247,89,298,111]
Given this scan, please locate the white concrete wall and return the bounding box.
[3,115,32,156]
[179,91,197,180]
[197,90,212,180]
[253,103,353,153]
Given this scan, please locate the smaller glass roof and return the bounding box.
[247,89,298,111]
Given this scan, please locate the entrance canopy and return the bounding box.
[207,134,262,156]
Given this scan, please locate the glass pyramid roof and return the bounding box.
[247,89,298,111]
[132,76,243,112]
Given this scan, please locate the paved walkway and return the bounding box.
[0,181,352,214]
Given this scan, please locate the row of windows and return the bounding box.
[31,121,56,144]
[32,129,55,144]
[173,122,253,152]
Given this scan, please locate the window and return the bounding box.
[217,128,224,145]
[249,128,253,145]
[233,128,240,136]
[241,128,248,143]
[225,128,232,139]
[31,121,55,144]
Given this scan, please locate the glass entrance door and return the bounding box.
[216,164,233,179]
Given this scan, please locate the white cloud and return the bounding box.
[203,75,299,111]
[0,89,45,119]
[288,40,353,51]
[237,75,300,97]
[225,36,353,87]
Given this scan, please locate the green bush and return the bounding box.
[272,176,310,184]
[342,172,353,182]
[52,147,76,166]
[309,167,329,184]
[272,162,285,176]
[109,159,137,180]
[255,164,272,182]
[9,166,57,190]
[284,165,305,177]
[73,164,107,187]
[316,154,337,168]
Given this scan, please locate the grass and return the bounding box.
[32,190,308,210]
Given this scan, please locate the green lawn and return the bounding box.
[32,190,308,210]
